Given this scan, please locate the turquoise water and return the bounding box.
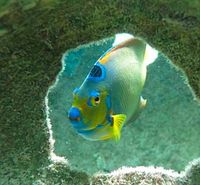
[47,37,200,174]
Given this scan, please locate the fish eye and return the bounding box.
[90,96,100,106]
[87,96,101,107]
[87,90,101,107]
[94,96,100,104]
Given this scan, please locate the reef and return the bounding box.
[34,158,200,184]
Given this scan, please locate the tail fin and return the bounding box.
[143,44,158,66]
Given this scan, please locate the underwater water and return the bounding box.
[46,37,200,175]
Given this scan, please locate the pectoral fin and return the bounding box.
[112,114,126,141]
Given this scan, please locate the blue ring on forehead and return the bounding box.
[87,62,106,82]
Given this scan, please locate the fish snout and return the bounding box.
[68,107,81,122]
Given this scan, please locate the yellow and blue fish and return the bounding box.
[68,33,158,141]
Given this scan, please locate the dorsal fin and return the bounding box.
[113,33,158,65]
[119,38,146,62]
[99,34,147,64]
[112,33,134,47]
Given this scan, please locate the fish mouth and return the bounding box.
[68,106,81,122]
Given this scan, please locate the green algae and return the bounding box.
[0,0,200,184]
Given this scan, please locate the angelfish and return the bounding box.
[68,33,158,141]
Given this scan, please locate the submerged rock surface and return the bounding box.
[46,36,200,176]
[1,0,200,184]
